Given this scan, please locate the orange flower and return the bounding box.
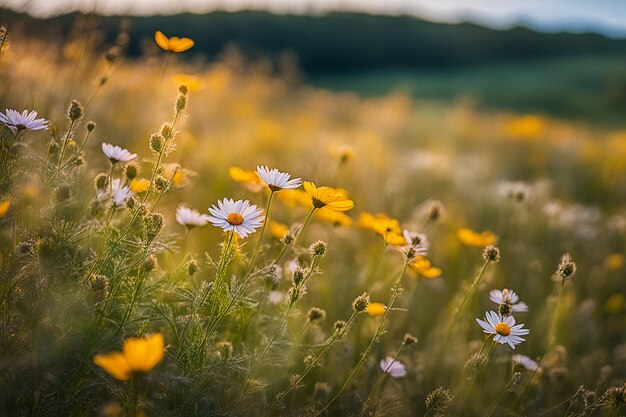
[315,208,352,227]
[270,221,289,239]
[303,181,354,212]
[0,199,10,219]
[154,31,194,53]
[229,166,264,193]
[93,333,164,381]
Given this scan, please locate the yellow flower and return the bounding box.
[276,189,311,208]
[172,74,202,92]
[270,221,289,239]
[0,199,10,219]
[154,31,194,53]
[130,178,150,193]
[228,166,265,193]
[162,164,194,188]
[366,302,386,316]
[316,208,353,227]
[606,293,625,314]
[93,333,164,381]
[605,253,624,271]
[457,227,497,247]
[411,256,442,279]
[505,114,545,141]
[303,181,354,212]
[359,212,406,246]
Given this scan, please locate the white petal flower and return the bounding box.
[110,179,134,206]
[512,354,542,373]
[0,109,48,133]
[256,165,302,191]
[489,289,529,313]
[176,205,210,227]
[102,142,137,164]
[476,311,529,350]
[379,356,407,378]
[402,230,429,255]
[207,198,264,239]
[268,290,284,305]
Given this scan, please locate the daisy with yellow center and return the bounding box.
[208,198,264,239]
[93,333,164,381]
[457,227,498,247]
[476,311,529,349]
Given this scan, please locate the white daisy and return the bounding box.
[379,356,407,378]
[489,289,528,313]
[207,198,264,238]
[476,311,529,350]
[111,179,134,206]
[101,142,137,164]
[0,109,49,133]
[256,165,302,191]
[512,354,542,373]
[176,205,210,228]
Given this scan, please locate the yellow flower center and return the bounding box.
[495,322,511,336]
[227,212,244,225]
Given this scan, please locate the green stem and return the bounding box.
[243,191,274,279]
[359,342,406,416]
[316,264,409,416]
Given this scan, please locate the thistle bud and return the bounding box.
[86,121,96,132]
[125,162,139,180]
[351,292,370,312]
[482,245,501,263]
[95,173,109,191]
[425,387,452,417]
[307,307,326,322]
[403,334,418,346]
[310,240,327,257]
[142,255,157,272]
[67,100,83,122]
[143,212,164,243]
[176,94,187,112]
[154,175,169,192]
[150,134,164,153]
[160,123,173,140]
[282,232,294,246]
[88,274,109,301]
[333,320,347,332]
[556,253,577,280]
[178,85,188,95]
[292,268,305,286]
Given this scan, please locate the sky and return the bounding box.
[4,0,626,38]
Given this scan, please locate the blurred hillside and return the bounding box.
[3,8,626,123]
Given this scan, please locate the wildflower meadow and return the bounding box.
[1,19,626,417]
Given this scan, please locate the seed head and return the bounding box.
[556,253,577,279]
[465,353,486,373]
[288,286,301,304]
[178,85,188,95]
[333,320,347,332]
[428,200,445,221]
[292,268,306,286]
[188,260,199,276]
[351,292,370,312]
[95,173,109,191]
[483,245,501,263]
[17,242,33,256]
[154,175,169,192]
[307,307,326,322]
[67,100,83,122]
[125,162,139,180]
[175,94,187,112]
[142,255,157,272]
[143,212,164,243]
[149,134,164,154]
[602,385,626,408]
[310,240,327,257]
[282,231,294,245]
[86,121,96,132]
[403,333,418,346]
[160,123,173,140]
[88,274,109,300]
[216,341,233,360]
[425,387,452,417]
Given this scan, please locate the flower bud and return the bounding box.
[67,100,83,122]
[351,292,370,312]
[482,245,501,263]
